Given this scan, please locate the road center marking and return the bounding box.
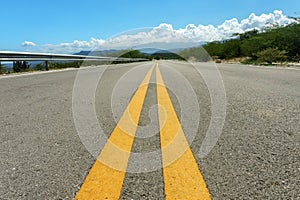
[156,64,211,200]
[74,64,155,200]
[74,63,211,199]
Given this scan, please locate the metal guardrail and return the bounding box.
[0,51,148,70]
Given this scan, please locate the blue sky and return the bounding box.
[1,0,299,52]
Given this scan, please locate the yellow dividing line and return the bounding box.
[156,65,211,200]
[74,64,155,200]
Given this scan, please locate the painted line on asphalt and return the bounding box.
[156,64,211,200]
[74,64,155,200]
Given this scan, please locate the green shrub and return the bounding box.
[256,47,287,64]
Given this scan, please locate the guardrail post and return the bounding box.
[45,61,49,71]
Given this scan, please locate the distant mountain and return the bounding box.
[72,41,210,61]
[137,48,163,54]
[2,62,13,69]
[137,48,184,54]
[74,50,123,57]
[73,41,207,58]
[133,42,203,51]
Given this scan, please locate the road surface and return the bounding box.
[0,61,299,199]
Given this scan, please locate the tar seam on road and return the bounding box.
[156,64,211,200]
[74,64,155,199]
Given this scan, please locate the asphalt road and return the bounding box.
[0,61,299,199]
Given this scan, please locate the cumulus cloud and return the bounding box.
[22,41,37,47]
[39,10,296,53]
[178,10,295,42]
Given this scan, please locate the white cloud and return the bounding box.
[240,10,293,31]
[177,10,295,42]
[37,10,296,53]
[22,41,36,47]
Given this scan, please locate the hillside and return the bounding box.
[179,22,300,64]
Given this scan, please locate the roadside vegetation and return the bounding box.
[12,61,30,72]
[0,61,83,75]
[0,62,4,74]
[180,22,300,65]
[119,50,183,60]
[34,61,82,71]
[0,64,11,74]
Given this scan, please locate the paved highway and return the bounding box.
[0,61,299,199]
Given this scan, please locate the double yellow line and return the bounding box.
[74,63,211,200]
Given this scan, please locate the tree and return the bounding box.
[223,40,241,59]
[22,61,29,70]
[240,36,266,57]
[0,62,5,74]
[13,61,29,72]
[196,23,300,63]
[256,47,287,64]
[202,41,225,59]
[237,29,259,40]
[13,61,22,72]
